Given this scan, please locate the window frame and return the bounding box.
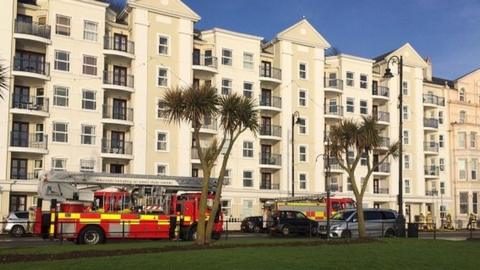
[221,78,232,95]
[53,86,69,107]
[243,141,254,158]
[298,145,308,162]
[156,131,169,152]
[221,48,233,66]
[299,62,307,80]
[298,117,307,135]
[83,20,98,41]
[360,100,368,115]
[80,159,95,172]
[243,52,254,70]
[157,67,169,87]
[52,158,67,171]
[55,14,71,36]
[54,50,70,71]
[346,97,354,113]
[82,55,97,75]
[346,71,354,87]
[243,170,253,187]
[299,172,307,190]
[82,89,96,110]
[298,89,307,107]
[243,81,253,98]
[155,163,169,176]
[52,122,68,143]
[359,74,368,89]
[80,124,95,145]
[157,34,170,56]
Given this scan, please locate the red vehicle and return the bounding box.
[34,172,223,244]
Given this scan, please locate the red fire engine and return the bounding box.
[34,171,223,244]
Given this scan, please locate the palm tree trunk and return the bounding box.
[196,167,211,245]
[355,196,366,238]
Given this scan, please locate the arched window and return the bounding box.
[459,88,465,102]
[459,110,466,123]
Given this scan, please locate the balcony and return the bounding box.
[377,137,390,150]
[259,125,282,140]
[13,56,50,80]
[424,141,439,154]
[374,187,389,195]
[423,94,445,107]
[19,0,37,4]
[324,79,343,93]
[425,190,439,196]
[375,111,390,125]
[102,105,134,126]
[9,132,48,154]
[198,120,218,134]
[259,66,282,83]
[11,96,49,117]
[103,71,134,92]
[329,184,343,193]
[192,54,218,73]
[372,86,389,101]
[14,20,51,44]
[191,148,200,161]
[325,158,343,172]
[259,153,282,169]
[324,105,344,118]
[424,166,440,178]
[258,95,282,112]
[103,36,135,59]
[10,172,38,181]
[260,182,280,190]
[423,118,439,130]
[374,162,390,174]
[101,139,133,159]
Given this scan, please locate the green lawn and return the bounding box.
[1,239,478,270]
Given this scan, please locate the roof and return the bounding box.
[373,49,395,62]
[424,76,454,88]
[455,67,480,81]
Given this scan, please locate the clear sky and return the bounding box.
[113,0,480,79]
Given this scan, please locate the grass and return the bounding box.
[1,239,479,270]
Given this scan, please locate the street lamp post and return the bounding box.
[383,55,406,237]
[315,136,332,240]
[291,111,301,197]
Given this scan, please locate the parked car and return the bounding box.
[318,208,398,238]
[3,211,30,237]
[270,210,319,236]
[241,216,264,233]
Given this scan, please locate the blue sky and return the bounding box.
[113,0,480,79]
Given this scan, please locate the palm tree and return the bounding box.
[328,116,399,238]
[0,63,8,99]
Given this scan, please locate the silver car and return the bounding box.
[319,208,398,238]
[3,211,30,237]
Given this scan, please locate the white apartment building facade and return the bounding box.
[0,0,459,225]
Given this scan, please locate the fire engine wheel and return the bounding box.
[10,225,25,237]
[78,226,105,245]
[281,225,290,236]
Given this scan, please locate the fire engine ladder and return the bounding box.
[267,194,332,204]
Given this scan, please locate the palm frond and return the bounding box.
[0,63,8,99]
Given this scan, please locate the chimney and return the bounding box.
[424,57,432,81]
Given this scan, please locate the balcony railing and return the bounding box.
[11,96,49,113]
[103,70,134,88]
[10,132,47,149]
[424,118,439,129]
[423,94,445,106]
[329,185,343,192]
[424,141,439,152]
[13,56,50,76]
[374,162,390,173]
[259,95,282,109]
[378,137,390,148]
[259,66,282,80]
[375,111,390,122]
[374,188,389,194]
[104,36,135,54]
[260,125,282,137]
[372,86,389,98]
[260,182,280,190]
[424,166,440,176]
[101,139,132,155]
[325,158,342,171]
[425,190,439,196]
[102,105,133,121]
[259,153,282,166]
[192,54,218,69]
[325,105,344,116]
[14,20,51,39]
[19,0,37,4]
[324,79,344,90]
[201,119,217,130]
[10,172,38,180]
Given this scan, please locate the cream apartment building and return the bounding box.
[0,0,459,224]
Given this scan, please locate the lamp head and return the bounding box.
[383,68,394,79]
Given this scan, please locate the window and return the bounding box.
[472,159,478,180]
[224,169,231,185]
[53,86,69,107]
[191,168,198,177]
[346,72,354,87]
[9,195,27,212]
[157,100,167,119]
[403,130,409,145]
[404,179,411,194]
[52,158,67,171]
[243,141,253,157]
[460,192,468,214]
[458,132,466,148]
[243,171,253,187]
[459,88,465,102]
[402,81,408,95]
[360,152,367,166]
[82,90,96,110]
[473,192,478,214]
[360,100,368,114]
[80,159,95,172]
[298,118,306,134]
[158,35,169,55]
[299,90,307,106]
[346,98,354,113]
[243,52,254,69]
[299,173,307,190]
[33,160,43,178]
[439,135,444,148]
[54,50,70,71]
[458,159,467,180]
[82,55,97,75]
[440,158,445,171]
[157,68,168,87]
[471,132,477,148]
[156,164,167,176]
[402,106,409,120]
[83,21,97,41]
[221,79,232,95]
[438,111,444,124]
[404,154,411,169]
[81,125,95,145]
[222,49,232,66]
[459,110,466,123]
[243,199,253,217]
[221,200,231,217]
[299,145,307,162]
[156,132,168,151]
[440,182,445,195]
[360,74,368,89]
[52,122,68,142]
[347,151,354,164]
[56,15,70,36]
[243,82,253,98]
[299,63,307,79]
